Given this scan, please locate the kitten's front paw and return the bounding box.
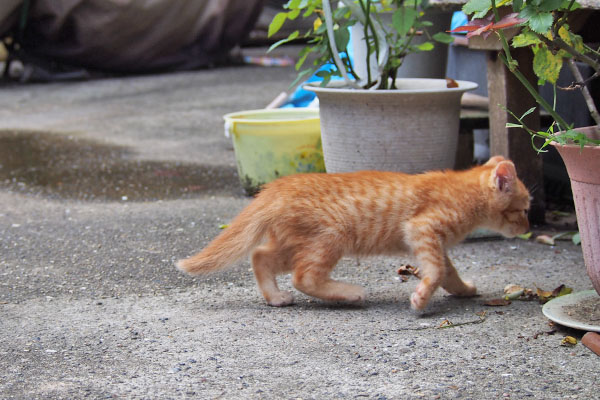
[266,291,294,307]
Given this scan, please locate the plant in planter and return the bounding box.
[268,0,478,173]
[454,0,600,296]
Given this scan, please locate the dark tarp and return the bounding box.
[1,0,265,73]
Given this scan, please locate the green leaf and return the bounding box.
[432,32,455,44]
[416,42,434,51]
[558,26,585,54]
[268,12,288,37]
[533,45,563,84]
[303,5,316,17]
[314,18,328,34]
[556,286,573,297]
[512,31,541,48]
[267,30,300,52]
[539,0,563,12]
[284,0,301,9]
[333,27,350,52]
[520,107,537,120]
[560,0,581,10]
[506,123,524,128]
[393,6,418,37]
[462,0,492,17]
[527,11,554,33]
[517,232,532,240]
[513,0,524,12]
[333,5,350,19]
[572,232,581,245]
[295,45,312,70]
[290,67,318,88]
[287,8,301,20]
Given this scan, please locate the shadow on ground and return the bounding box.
[0,130,241,201]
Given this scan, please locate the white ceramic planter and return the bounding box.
[304,78,477,173]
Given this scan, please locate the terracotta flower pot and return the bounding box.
[551,126,600,295]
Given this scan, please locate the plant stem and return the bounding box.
[339,0,388,88]
[490,0,571,130]
[554,0,576,34]
[356,0,384,88]
[490,0,515,67]
[361,0,373,86]
[567,59,600,125]
[583,43,600,59]
[322,0,361,88]
[498,52,571,130]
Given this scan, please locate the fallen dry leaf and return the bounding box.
[503,284,524,300]
[536,284,573,304]
[536,288,554,303]
[397,264,421,279]
[502,284,572,304]
[551,284,572,298]
[484,298,511,307]
[535,235,555,246]
[561,336,578,347]
[446,77,459,88]
[439,319,453,328]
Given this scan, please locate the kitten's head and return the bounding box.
[483,156,531,238]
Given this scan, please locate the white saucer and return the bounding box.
[542,290,600,332]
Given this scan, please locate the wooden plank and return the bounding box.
[487,47,546,223]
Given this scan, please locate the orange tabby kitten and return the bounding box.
[177,156,530,310]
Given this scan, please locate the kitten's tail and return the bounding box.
[175,198,271,275]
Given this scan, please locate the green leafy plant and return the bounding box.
[452,0,600,150]
[268,0,454,90]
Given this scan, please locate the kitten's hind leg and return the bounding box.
[441,255,477,297]
[251,241,294,307]
[291,250,366,304]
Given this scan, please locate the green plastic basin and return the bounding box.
[223,108,325,195]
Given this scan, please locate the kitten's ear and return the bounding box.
[490,161,517,193]
[485,155,506,167]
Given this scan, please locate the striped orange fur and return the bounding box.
[176,156,530,310]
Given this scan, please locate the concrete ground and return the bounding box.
[0,46,597,399]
